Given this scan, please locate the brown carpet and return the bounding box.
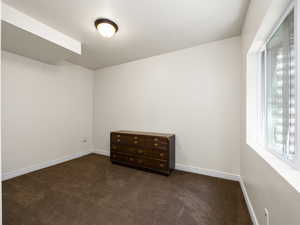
[3,154,252,225]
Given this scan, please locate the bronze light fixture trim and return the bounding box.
[95,18,119,38]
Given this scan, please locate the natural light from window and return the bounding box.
[246,0,300,192]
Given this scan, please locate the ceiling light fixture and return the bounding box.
[95,18,119,38]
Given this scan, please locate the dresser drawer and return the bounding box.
[145,137,169,151]
[110,131,175,175]
[112,145,168,160]
[111,145,137,155]
[141,158,168,170]
[111,153,167,170]
[136,148,168,160]
[111,152,136,164]
[111,152,129,162]
[111,133,144,147]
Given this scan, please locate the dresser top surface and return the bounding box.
[112,130,175,138]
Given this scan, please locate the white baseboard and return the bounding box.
[2,151,91,181]
[239,178,259,225]
[93,149,240,181]
[175,163,240,181]
[2,148,257,225]
[175,164,258,224]
[93,149,110,156]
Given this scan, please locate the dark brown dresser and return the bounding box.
[110,130,175,175]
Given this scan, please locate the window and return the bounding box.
[261,7,297,165]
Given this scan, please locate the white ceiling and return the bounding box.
[3,0,250,70]
[2,21,77,64]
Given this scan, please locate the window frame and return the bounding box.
[259,1,300,170]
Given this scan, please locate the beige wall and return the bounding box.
[94,37,242,175]
[3,2,300,225]
[1,51,94,175]
[241,0,300,225]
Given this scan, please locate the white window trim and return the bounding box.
[265,2,295,45]
[246,0,300,194]
[295,0,300,171]
[260,0,300,170]
[247,142,300,193]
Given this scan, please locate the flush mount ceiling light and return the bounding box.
[95,18,119,38]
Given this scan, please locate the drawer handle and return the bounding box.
[134,141,138,144]
[154,143,158,147]
[117,135,120,138]
[160,153,164,157]
[138,150,143,154]
[154,138,158,141]
[159,163,164,168]
[134,136,138,140]
[117,139,121,142]
[129,158,134,162]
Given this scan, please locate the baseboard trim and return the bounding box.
[175,163,240,181]
[93,149,240,181]
[2,151,91,181]
[93,149,110,156]
[239,178,259,225]
[3,148,257,225]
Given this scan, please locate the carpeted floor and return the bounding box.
[3,154,252,225]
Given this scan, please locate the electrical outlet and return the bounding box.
[82,139,88,143]
[264,208,270,225]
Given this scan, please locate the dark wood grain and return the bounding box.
[110,131,175,175]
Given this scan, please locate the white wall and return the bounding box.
[241,1,300,225]
[1,51,94,176]
[94,37,242,175]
